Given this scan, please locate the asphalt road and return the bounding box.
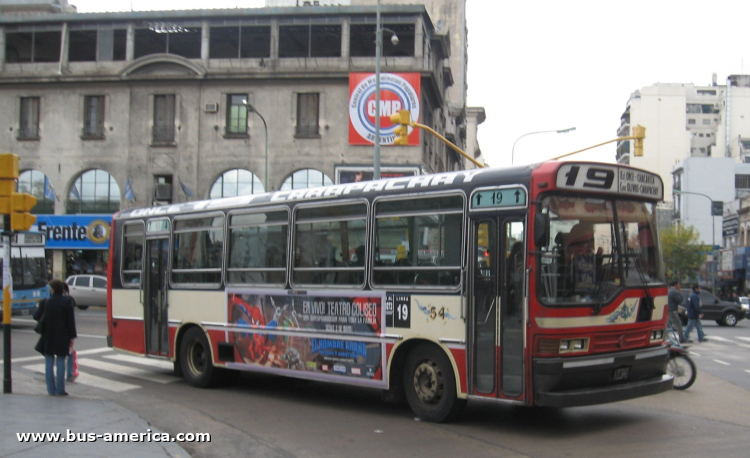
[4,309,750,458]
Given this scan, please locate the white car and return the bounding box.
[65,275,107,309]
[740,297,750,314]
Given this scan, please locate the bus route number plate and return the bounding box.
[471,187,527,210]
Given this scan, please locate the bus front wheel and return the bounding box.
[180,327,220,388]
[403,344,465,422]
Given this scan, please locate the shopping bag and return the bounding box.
[72,350,80,377]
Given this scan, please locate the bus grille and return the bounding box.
[592,330,650,352]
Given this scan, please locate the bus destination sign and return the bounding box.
[556,164,663,200]
[471,187,527,210]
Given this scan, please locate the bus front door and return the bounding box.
[470,218,525,399]
[144,237,169,357]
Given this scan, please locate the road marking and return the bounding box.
[737,337,750,343]
[23,364,140,392]
[713,360,730,366]
[104,354,175,371]
[76,359,180,384]
[75,347,112,356]
[705,336,733,343]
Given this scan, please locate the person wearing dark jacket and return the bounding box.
[33,280,77,395]
[684,284,708,343]
[667,281,689,343]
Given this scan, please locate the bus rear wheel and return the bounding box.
[180,327,221,388]
[403,344,465,422]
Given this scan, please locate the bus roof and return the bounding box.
[115,161,663,221]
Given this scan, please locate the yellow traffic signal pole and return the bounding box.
[551,125,646,161]
[2,214,11,393]
[389,110,485,168]
[1,152,37,393]
[1,153,18,393]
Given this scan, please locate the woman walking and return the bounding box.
[33,279,77,396]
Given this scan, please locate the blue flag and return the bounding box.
[124,178,135,201]
[180,180,194,198]
[44,177,56,200]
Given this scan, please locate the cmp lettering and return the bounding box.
[38,222,87,242]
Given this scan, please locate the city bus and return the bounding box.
[107,161,672,422]
[0,231,50,315]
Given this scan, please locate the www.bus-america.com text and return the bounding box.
[16,429,211,443]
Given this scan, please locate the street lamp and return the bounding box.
[674,189,719,292]
[373,0,399,180]
[243,100,269,192]
[511,127,576,165]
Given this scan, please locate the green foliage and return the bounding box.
[661,225,709,282]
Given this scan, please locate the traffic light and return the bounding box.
[390,109,411,146]
[633,125,646,157]
[0,153,37,231]
[10,192,37,231]
[0,153,20,217]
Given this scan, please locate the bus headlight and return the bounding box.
[538,338,589,354]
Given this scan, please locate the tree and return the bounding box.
[661,225,709,282]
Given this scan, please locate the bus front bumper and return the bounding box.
[533,346,673,408]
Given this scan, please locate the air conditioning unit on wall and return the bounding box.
[204,103,219,113]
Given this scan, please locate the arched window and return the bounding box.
[66,169,120,214]
[209,169,264,199]
[280,168,333,190]
[17,170,54,214]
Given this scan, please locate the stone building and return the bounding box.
[0,0,483,279]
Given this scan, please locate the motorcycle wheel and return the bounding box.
[666,353,697,390]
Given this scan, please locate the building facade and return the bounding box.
[0,0,482,280]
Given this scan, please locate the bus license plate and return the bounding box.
[613,367,630,381]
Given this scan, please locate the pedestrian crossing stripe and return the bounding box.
[76,359,180,384]
[737,337,750,343]
[23,363,140,392]
[103,353,175,371]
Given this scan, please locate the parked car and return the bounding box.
[740,297,750,315]
[678,289,747,327]
[65,274,107,309]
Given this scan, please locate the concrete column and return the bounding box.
[0,29,5,72]
[201,20,209,66]
[341,17,350,59]
[58,23,69,74]
[270,18,279,59]
[52,250,65,280]
[414,15,424,60]
[126,23,135,61]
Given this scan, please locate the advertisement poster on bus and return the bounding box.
[226,290,385,382]
[348,72,420,146]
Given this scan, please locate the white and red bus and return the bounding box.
[107,161,672,422]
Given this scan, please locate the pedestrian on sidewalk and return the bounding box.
[33,279,77,396]
[684,283,708,343]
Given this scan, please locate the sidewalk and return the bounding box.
[0,368,190,457]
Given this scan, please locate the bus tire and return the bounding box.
[180,327,220,388]
[403,343,465,422]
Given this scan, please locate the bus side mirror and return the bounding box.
[534,213,550,248]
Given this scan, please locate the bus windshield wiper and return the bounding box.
[629,249,654,311]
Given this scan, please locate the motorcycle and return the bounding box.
[665,324,697,390]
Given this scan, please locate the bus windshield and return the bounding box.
[537,196,665,306]
[11,250,48,290]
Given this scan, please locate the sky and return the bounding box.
[69,0,750,168]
